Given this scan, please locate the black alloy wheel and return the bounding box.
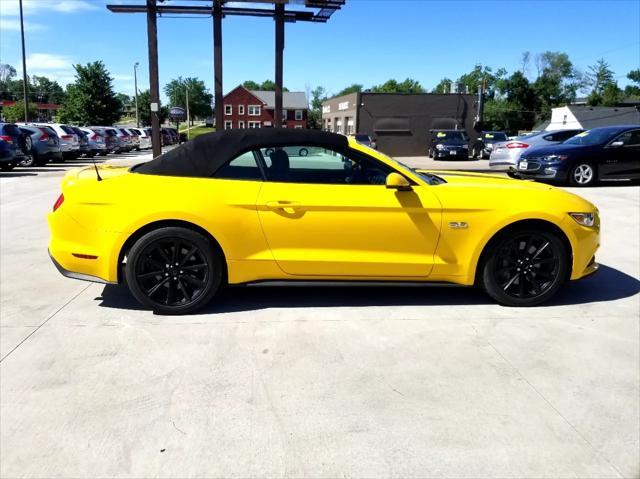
[481,229,568,306]
[125,227,223,314]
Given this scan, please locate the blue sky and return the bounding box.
[1,0,639,103]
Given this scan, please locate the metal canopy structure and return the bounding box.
[107,0,345,157]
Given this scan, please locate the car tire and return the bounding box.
[19,155,36,167]
[479,227,569,307]
[569,162,596,187]
[125,227,224,315]
[299,148,309,157]
[506,171,519,179]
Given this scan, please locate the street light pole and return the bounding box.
[134,62,140,127]
[186,87,190,140]
[19,0,29,122]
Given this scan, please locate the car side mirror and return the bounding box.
[385,172,412,191]
[609,140,624,148]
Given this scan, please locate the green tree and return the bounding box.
[532,51,581,119]
[624,69,640,98]
[370,78,425,93]
[31,75,65,104]
[587,59,615,95]
[2,100,37,122]
[600,82,624,106]
[136,89,168,126]
[336,83,363,97]
[58,61,121,125]
[241,80,289,92]
[307,86,327,130]
[432,78,453,94]
[0,64,17,100]
[164,77,213,123]
[242,80,261,90]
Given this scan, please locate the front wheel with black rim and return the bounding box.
[480,228,569,307]
[125,227,224,315]
[569,162,596,187]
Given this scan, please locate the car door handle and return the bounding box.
[265,200,301,209]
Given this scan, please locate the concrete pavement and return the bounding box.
[0,153,638,478]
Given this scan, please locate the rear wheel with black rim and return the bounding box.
[480,228,569,307]
[19,155,36,167]
[569,162,596,187]
[125,227,223,314]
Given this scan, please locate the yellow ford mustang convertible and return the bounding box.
[48,129,599,314]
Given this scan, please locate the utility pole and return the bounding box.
[274,2,284,128]
[19,0,29,122]
[186,86,190,140]
[213,0,223,131]
[146,0,161,157]
[134,62,140,127]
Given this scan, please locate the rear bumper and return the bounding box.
[49,249,115,284]
[48,209,123,284]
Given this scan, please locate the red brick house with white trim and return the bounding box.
[220,85,308,129]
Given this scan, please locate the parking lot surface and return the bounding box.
[1,152,639,478]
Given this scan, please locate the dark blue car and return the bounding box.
[0,122,28,171]
[516,125,640,186]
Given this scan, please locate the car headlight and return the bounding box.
[542,155,569,161]
[569,212,596,227]
[436,144,445,150]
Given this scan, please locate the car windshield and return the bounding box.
[433,131,467,142]
[61,125,76,135]
[359,145,446,186]
[355,134,370,141]
[483,132,508,141]
[563,129,617,146]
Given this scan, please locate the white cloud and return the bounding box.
[26,53,73,70]
[112,74,134,81]
[0,17,46,32]
[0,0,98,16]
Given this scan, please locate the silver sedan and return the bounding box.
[489,129,583,174]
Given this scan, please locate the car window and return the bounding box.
[258,146,392,185]
[60,125,76,135]
[613,130,640,146]
[564,129,616,146]
[2,124,22,136]
[214,151,262,181]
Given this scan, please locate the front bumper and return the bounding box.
[434,149,469,159]
[516,160,569,180]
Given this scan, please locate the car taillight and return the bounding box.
[90,133,98,140]
[53,193,64,212]
[0,135,13,143]
[61,135,73,140]
[38,131,50,142]
[506,142,529,149]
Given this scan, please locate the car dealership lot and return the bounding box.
[1,155,639,478]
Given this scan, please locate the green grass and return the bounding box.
[180,125,215,139]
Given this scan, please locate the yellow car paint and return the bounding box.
[48,137,600,288]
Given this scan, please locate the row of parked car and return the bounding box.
[427,125,640,186]
[0,122,181,171]
[489,125,640,186]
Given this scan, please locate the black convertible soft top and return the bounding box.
[133,128,350,178]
